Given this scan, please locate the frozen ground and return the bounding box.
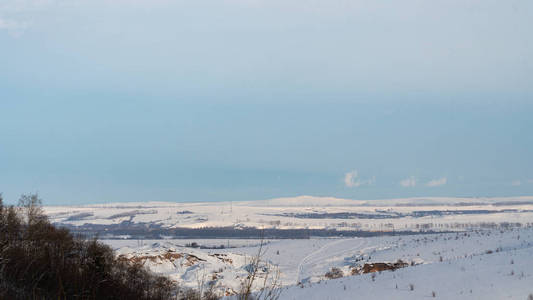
[103,227,533,299]
[281,244,533,300]
[46,196,533,299]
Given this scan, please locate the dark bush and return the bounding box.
[0,193,177,300]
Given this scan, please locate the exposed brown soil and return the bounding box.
[184,254,206,266]
[210,253,234,264]
[351,260,409,275]
[118,250,205,267]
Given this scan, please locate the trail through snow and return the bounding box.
[297,238,367,283]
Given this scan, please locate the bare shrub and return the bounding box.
[325,267,344,279]
[237,233,282,300]
[409,283,415,291]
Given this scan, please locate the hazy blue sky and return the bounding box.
[1,0,532,204]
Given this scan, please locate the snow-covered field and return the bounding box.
[45,195,533,232]
[45,196,533,299]
[101,227,533,299]
[281,237,533,300]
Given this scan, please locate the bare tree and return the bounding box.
[18,193,44,226]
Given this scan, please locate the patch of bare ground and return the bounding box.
[117,250,208,267]
[210,253,234,264]
[351,260,409,275]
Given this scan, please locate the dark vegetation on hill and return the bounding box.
[0,193,177,300]
[63,223,445,240]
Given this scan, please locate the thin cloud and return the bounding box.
[511,180,522,186]
[426,177,447,187]
[344,170,359,187]
[344,170,375,188]
[0,17,29,36]
[400,176,416,187]
[0,18,16,29]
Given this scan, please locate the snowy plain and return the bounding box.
[45,195,533,231]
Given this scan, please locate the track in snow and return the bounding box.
[296,238,367,283]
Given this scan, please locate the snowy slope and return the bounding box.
[280,245,533,300]
[109,240,281,296]
[104,227,533,299]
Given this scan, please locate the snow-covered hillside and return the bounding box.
[46,196,533,299]
[280,231,533,299]
[102,227,533,299]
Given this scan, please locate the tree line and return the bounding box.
[0,193,176,300]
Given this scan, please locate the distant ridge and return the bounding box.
[241,195,533,207]
[46,195,533,208]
